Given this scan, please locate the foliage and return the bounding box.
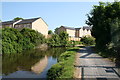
[20,28,46,45]
[86,1,120,66]
[48,30,53,34]
[47,34,61,47]
[47,47,79,79]
[48,31,69,47]
[47,63,63,79]
[59,31,69,46]
[2,27,46,54]
[54,27,59,34]
[86,1,120,50]
[13,17,23,21]
[81,36,95,46]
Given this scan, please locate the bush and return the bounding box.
[20,28,46,45]
[47,63,63,79]
[2,42,16,54]
[81,36,95,45]
[47,31,69,47]
[2,28,46,54]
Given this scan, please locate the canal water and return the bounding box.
[2,47,67,78]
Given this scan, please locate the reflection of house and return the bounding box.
[57,26,91,41]
[31,56,48,74]
[2,17,48,37]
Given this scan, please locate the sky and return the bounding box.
[2,2,99,31]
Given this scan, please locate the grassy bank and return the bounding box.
[47,47,79,79]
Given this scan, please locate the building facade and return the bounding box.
[2,17,48,37]
[57,26,92,41]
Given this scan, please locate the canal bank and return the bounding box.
[47,47,79,79]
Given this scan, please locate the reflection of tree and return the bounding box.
[3,47,67,75]
[3,49,45,75]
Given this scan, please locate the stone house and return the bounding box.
[57,26,91,41]
[75,26,91,38]
[2,17,48,37]
[57,26,76,37]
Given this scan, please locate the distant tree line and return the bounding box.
[86,1,120,66]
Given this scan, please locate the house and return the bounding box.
[57,26,76,37]
[75,26,91,38]
[57,26,92,41]
[2,17,48,37]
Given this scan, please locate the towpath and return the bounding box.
[74,46,120,80]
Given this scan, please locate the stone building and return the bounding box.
[57,26,92,41]
[2,17,48,37]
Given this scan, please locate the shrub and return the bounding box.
[47,63,63,79]
[2,42,16,54]
[47,31,69,47]
[2,28,46,54]
[20,28,46,45]
[81,36,95,45]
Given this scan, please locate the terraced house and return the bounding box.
[57,26,91,41]
[2,17,48,37]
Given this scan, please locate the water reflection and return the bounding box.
[31,56,48,74]
[2,47,66,78]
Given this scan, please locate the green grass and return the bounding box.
[47,47,79,79]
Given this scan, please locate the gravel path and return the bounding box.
[74,46,120,80]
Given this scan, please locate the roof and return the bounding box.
[2,20,17,25]
[75,28,82,30]
[83,26,92,30]
[61,26,75,30]
[16,17,40,24]
[2,17,40,25]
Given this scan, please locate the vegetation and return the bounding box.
[48,30,54,34]
[81,36,95,46]
[2,27,46,54]
[47,47,79,79]
[86,1,120,66]
[54,27,59,34]
[13,17,23,20]
[47,31,69,47]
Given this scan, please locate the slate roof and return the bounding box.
[61,26,75,30]
[2,17,40,25]
[2,20,16,25]
[75,28,82,30]
[83,26,92,30]
[16,17,40,24]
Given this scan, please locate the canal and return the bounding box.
[2,47,67,78]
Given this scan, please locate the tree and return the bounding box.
[48,30,53,34]
[110,18,120,67]
[48,34,60,47]
[86,1,120,66]
[86,1,120,51]
[54,27,59,34]
[59,31,69,46]
[13,17,23,21]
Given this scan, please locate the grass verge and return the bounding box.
[47,47,79,79]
